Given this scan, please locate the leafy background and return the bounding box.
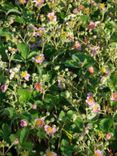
[0,0,117,155]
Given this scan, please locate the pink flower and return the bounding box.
[90,46,100,56]
[86,93,96,106]
[32,104,37,110]
[88,66,94,74]
[44,125,57,136]
[88,21,96,30]
[73,5,84,14]
[94,150,103,156]
[72,41,81,50]
[13,138,19,145]
[106,133,112,140]
[33,0,44,6]
[0,84,8,93]
[34,82,43,92]
[21,71,30,81]
[35,118,45,128]
[33,27,45,37]
[47,12,57,22]
[92,104,100,113]
[33,54,45,64]
[20,120,28,127]
[88,21,100,31]
[19,0,27,4]
[67,32,74,42]
[111,92,117,101]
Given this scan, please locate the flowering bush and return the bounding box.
[0,0,117,155]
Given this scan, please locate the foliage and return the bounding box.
[0,0,117,155]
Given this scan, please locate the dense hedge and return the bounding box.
[0,0,117,155]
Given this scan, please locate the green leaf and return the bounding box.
[109,71,117,90]
[4,107,15,118]
[0,72,5,83]
[37,129,46,139]
[6,9,21,16]
[80,15,89,26]
[65,52,95,68]
[67,110,74,118]
[74,118,83,132]
[22,142,33,151]
[0,42,7,61]
[59,111,65,121]
[27,51,39,59]
[0,28,12,38]
[15,16,25,24]
[9,134,17,143]
[17,42,29,59]
[60,139,74,156]
[20,128,28,144]
[109,42,117,48]
[17,88,32,103]
[99,118,113,132]
[2,124,11,142]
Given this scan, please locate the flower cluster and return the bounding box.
[47,12,57,22]
[33,27,45,37]
[0,0,116,155]
[33,0,45,6]
[44,125,57,136]
[21,71,30,81]
[94,150,103,156]
[33,54,45,64]
[86,93,100,113]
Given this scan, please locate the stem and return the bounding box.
[4,143,14,155]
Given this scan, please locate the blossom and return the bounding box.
[86,93,96,106]
[35,118,45,128]
[20,120,28,127]
[94,150,103,156]
[21,71,30,81]
[58,79,63,89]
[88,66,94,74]
[90,46,100,56]
[111,92,117,101]
[33,27,45,37]
[0,84,8,93]
[92,104,100,113]
[13,138,19,145]
[34,82,43,92]
[33,0,44,6]
[33,54,45,64]
[106,133,112,140]
[9,65,21,80]
[47,12,57,22]
[73,5,84,14]
[32,104,37,110]
[44,125,57,136]
[45,150,57,156]
[67,32,74,42]
[8,47,17,54]
[88,21,100,30]
[73,8,79,14]
[58,77,65,89]
[72,41,81,50]
[100,66,110,77]
[19,0,27,4]
[99,3,105,10]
